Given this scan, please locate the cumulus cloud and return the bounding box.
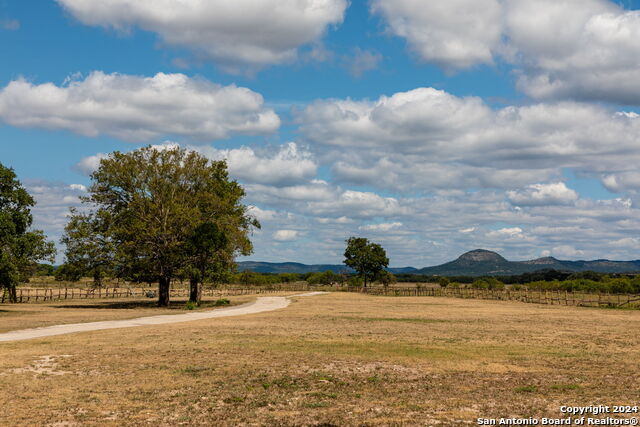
[359,222,402,232]
[297,87,640,192]
[485,227,530,242]
[273,229,299,241]
[56,0,347,72]
[371,0,502,71]
[24,180,87,263]
[507,183,579,206]
[195,143,317,186]
[68,184,88,192]
[506,0,640,104]
[76,142,314,188]
[75,152,109,175]
[601,172,640,193]
[247,206,278,222]
[0,71,279,142]
[551,245,585,258]
[371,0,640,104]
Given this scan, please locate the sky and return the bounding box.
[2,0,640,267]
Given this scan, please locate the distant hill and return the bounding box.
[238,250,640,276]
[416,249,640,276]
[236,261,417,275]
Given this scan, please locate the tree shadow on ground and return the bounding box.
[51,300,227,310]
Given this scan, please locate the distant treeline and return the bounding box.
[39,266,394,288]
[396,269,638,284]
[431,270,640,294]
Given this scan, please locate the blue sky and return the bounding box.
[2,0,640,266]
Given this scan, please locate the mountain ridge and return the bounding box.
[238,249,640,276]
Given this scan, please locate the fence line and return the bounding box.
[341,286,640,309]
[4,284,639,309]
[1,284,315,304]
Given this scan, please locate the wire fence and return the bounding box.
[1,284,316,303]
[343,286,640,308]
[4,284,640,309]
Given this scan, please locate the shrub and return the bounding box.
[214,298,230,306]
[438,277,450,288]
[347,276,363,287]
[184,301,198,310]
[471,277,504,290]
[378,271,397,288]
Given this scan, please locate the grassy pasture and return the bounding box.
[1,292,639,426]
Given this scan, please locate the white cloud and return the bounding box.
[507,183,579,206]
[195,142,317,186]
[68,184,87,192]
[24,180,87,263]
[601,172,640,193]
[359,222,402,232]
[371,0,640,104]
[507,0,640,104]
[486,227,523,237]
[247,206,278,222]
[0,71,279,142]
[371,0,502,71]
[273,229,299,241]
[551,245,585,258]
[246,180,336,204]
[57,0,347,72]
[75,152,109,175]
[76,142,314,187]
[459,227,476,233]
[298,87,640,192]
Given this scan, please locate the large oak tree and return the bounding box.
[78,146,259,306]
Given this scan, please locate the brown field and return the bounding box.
[1,292,639,426]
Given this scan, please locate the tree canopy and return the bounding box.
[71,145,259,306]
[0,163,55,301]
[343,237,389,288]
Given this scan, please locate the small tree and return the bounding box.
[61,208,115,288]
[378,271,397,288]
[0,163,55,301]
[438,277,450,288]
[54,263,83,282]
[343,237,389,288]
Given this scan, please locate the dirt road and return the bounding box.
[0,292,328,343]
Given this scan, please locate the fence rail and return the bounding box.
[1,284,315,303]
[342,286,640,308]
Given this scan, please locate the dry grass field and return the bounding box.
[1,292,639,426]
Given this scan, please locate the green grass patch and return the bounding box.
[515,385,537,393]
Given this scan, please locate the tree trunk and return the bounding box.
[7,284,17,303]
[158,276,171,306]
[93,269,103,288]
[363,275,367,289]
[189,276,201,304]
